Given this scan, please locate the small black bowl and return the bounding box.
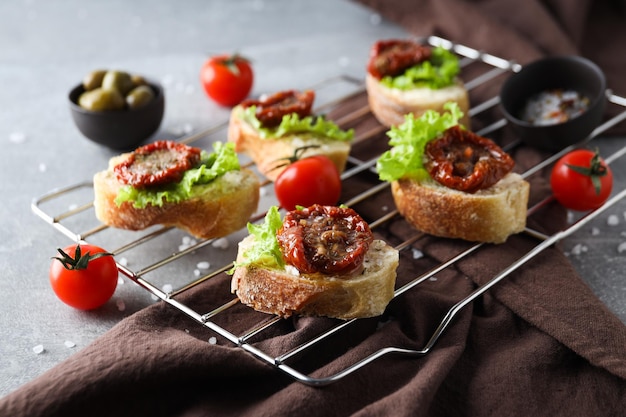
[69,81,165,150]
[499,56,606,151]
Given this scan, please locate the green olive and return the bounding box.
[130,74,148,87]
[101,70,134,95]
[125,85,155,109]
[82,69,107,91]
[78,88,125,111]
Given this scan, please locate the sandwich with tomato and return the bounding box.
[227,89,354,181]
[230,205,399,319]
[366,39,470,128]
[93,140,260,239]
[377,103,529,244]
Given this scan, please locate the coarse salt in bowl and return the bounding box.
[499,55,607,151]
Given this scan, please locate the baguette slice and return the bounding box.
[366,73,471,128]
[93,153,260,239]
[392,172,529,244]
[231,238,399,319]
[227,107,351,182]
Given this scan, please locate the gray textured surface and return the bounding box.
[0,0,624,399]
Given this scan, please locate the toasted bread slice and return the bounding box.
[227,107,351,182]
[392,173,529,244]
[93,153,260,239]
[231,238,399,319]
[366,73,471,128]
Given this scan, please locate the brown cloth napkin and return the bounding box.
[2,1,626,416]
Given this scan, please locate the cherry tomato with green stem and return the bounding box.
[49,243,118,310]
[274,147,342,211]
[200,54,253,107]
[550,149,613,211]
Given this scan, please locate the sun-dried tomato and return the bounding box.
[277,205,373,275]
[114,140,202,188]
[240,90,315,128]
[367,39,432,80]
[425,125,514,193]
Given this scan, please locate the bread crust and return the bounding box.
[392,173,530,244]
[365,73,471,128]
[231,238,399,319]
[93,154,260,239]
[227,107,351,182]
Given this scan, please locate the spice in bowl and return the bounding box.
[520,89,590,126]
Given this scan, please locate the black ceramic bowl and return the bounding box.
[499,56,606,151]
[69,81,165,150]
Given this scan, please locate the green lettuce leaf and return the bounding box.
[380,46,460,90]
[230,206,285,273]
[239,106,354,141]
[376,102,463,182]
[115,141,241,209]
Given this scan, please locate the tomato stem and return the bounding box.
[52,244,113,271]
[219,53,250,76]
[565,149,607,195]
[269,145,322,171]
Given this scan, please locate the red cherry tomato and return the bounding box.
[550,149,613,211]
[275,155,342,211]
[49,244,118,310]
[200,54,253,107]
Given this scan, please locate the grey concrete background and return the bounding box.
[1,0,624,398]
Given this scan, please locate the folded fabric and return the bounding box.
[2,1,626,416]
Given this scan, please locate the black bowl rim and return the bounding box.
[499,55,607,128]
[68,79,164,115]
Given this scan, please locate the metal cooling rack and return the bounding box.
[32,36,626,386]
